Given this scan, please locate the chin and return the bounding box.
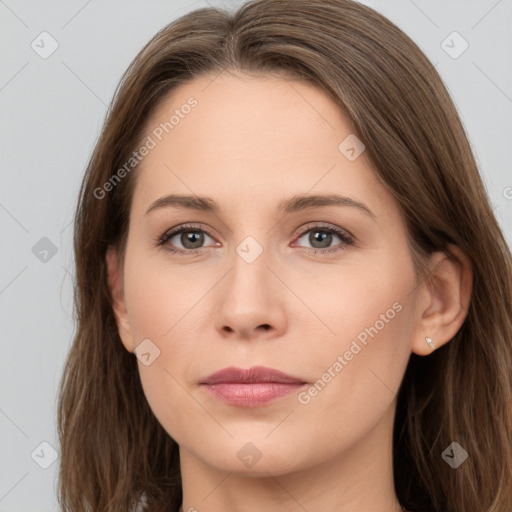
[188,434,312,477]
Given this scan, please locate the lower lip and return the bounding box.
[202,382,305,407]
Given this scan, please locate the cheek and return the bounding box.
[123,245,202,341]
[308,256,412,351]
[289,273,414,462]
[298,249,415,404]
[121,249,215,441]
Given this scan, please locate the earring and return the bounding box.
[425,337,435,350]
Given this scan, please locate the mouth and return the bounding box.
[200,366,308,407]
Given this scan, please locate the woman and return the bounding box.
[56,0,512,511]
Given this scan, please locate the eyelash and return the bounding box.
[156,222,355,256]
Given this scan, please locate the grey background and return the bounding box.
[1,1,511,510]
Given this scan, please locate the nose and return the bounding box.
[213,245,287,341]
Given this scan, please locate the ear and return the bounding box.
[412,244,473,355]
[106,245,135,353]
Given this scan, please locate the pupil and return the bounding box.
[311,231,331,248]
[182,231,203,249]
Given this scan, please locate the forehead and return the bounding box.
[144,70,352,161]
[130,71,396,224]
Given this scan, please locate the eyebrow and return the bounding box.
[144,193,376,220]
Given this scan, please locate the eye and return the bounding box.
[157,224,219,255]
[293,223,354,254]
[156,222,355,256]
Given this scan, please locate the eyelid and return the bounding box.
[293,221,354,241]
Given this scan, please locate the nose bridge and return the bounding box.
[213,232,286,337]
[228,234,273,305]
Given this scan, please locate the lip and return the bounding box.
[200,366,307,407]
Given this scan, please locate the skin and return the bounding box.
[107,70,472,512]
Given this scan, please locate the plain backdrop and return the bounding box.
[1,0,511,510]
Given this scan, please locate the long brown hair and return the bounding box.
[56,1,512,511]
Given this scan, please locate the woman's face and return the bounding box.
[109,71,428,475]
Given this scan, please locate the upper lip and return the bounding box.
[200,366,306,385]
